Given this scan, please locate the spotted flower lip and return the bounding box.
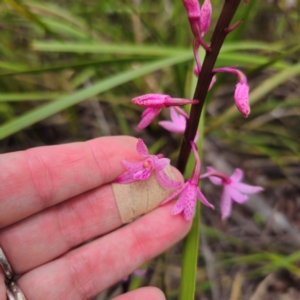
[115,139,181,189]
[132,93,198,108]
[203,167,264,220]
[160,142,214,222]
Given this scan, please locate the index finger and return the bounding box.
[0,136,139,227]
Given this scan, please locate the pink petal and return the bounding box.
[231,182,264,194]
[220,186,232,220]
[197,188,214,209]
[158,120,185,133]
[121,160,144,171]
[134,168,152,181]
[115,171,135,184]
[154,157,170,171]
[141,107,152,118]
[137,108,161,130]
[136,138,149,157]
[182,0,201,18]
[200,0,212,36]
[160,182,188,205]
[132,94,169,108]
[208,75,217,90]
[171,193,186,216]
[156,169,181,189]
[234,82,250,118]
[228,186,248,204]
[206,167,222,185]
[170,107,182,124]
[230,168,244,182]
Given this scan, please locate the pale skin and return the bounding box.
[0,136,191,300]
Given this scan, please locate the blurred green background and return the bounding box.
[1,0,300,299]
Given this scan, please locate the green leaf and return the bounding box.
[0,54,193,139]
[31,40,283,56]
[0,92,59,101]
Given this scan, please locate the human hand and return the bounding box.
[0,136,190,300]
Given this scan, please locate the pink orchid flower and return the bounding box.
[202,167,264,220]
[158,107,199,143]
[158,107,187,134]
[213,67,250,117]
[133,94,198,130]
[161,142,214,222]
[182,0,210,51]
[115,139,181,189]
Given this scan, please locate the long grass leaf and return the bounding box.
[4,0,62,40]
[0,93,59,101]
[0,54,192,139]
[31,41,282,55]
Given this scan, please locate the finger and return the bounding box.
[0,166,183,273]
[0,270,5,300]
[18,203,191,300]
[111,287,165,300]
[0,136,138,227]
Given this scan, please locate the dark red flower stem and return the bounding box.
[177,0,241,173]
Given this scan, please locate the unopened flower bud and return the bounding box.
[200,0,212,36]
[234,82,250,118]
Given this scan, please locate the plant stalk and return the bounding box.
[177,0,241,174]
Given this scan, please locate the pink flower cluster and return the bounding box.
[116,139,263,222]
[184,0,251,118]
[115,0,263,222]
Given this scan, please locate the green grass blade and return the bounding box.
[179,202,200,300]
[4,0,62,40]
[0,54,193,139]
[31,40,282,56]
[0,92,59,101]
[0,57,153,77]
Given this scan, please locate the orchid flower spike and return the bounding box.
[182,0,210,51]
[158,107,199,142]
[133,94,198,130]
[115,139,181,189]
[202,167,264,220]
[160,141,214,222]
[213,67,250,117]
